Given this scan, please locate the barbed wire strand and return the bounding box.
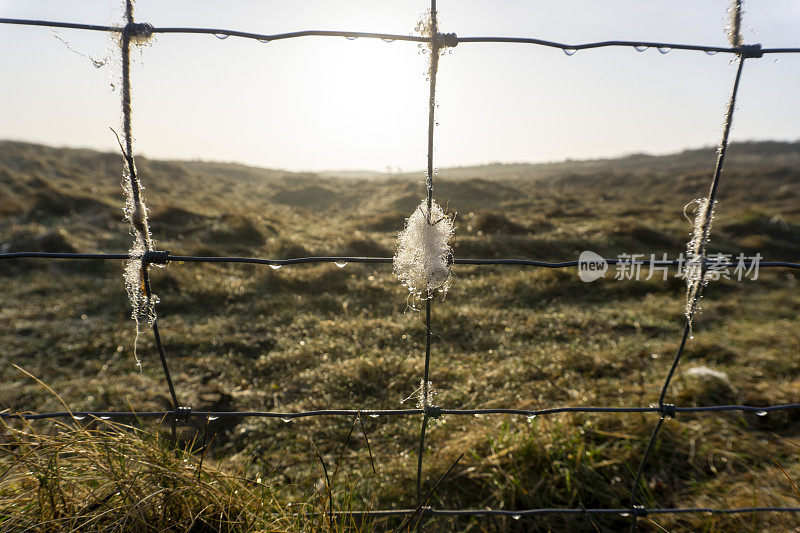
[627,49,748,533]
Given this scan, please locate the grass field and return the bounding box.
[1,140,800,531]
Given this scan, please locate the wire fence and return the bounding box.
[2,1,800,529]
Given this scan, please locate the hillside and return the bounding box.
[1,140,800,531]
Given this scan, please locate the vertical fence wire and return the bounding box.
[120,0,180,415]
[627,54,749,532]
[415,0,440,517]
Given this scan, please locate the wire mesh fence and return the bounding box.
[2,1,800,529]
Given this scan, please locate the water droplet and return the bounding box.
[73,416,86,421]
[657,47,672,54]
[100,416,111,420]
[208,416,219,421]
[214,33,230,40]
[269,264,282,270]
[634,45,648,52]
[381,38,395,43]
[335,261,348,268]
[705,50,719,55]
[346,36,358,41]
[369,414,380,418]
[563,48,577,56]
[756,410,767,417]
[620,512,630,517]
[526,415,536,420]
[280,417,293,423]
[512,515,521,520]
[258,38,271,44]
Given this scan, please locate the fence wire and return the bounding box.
[2,1,800,530]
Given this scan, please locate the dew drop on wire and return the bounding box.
[563,48,577,56]
[73,416,86,421]
[346,36,358,41]
[526,415,536,420]
[705,50,719,55]
[620,513,630,517]
[512,515,521,520]
[258,38,271,44]
[270,264,282,270]
[214,33,230,40]
[756,411,767,417]
[208,416,219,421]
[658,47,672,54]
[381,38,395,43]
[634,45,648,52]
[280,417,293,423]
[335,261,348,268]
[100,416,111,420]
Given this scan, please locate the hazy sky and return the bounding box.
[1,1,799,172]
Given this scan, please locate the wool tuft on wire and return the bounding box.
[121,161,160,368]
[394,199,454,299]
[726,0,744,48]
[683,197,716,327]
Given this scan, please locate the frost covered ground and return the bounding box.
[2,140,800,531]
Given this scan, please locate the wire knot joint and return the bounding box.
[425,405,442,419]
[738,44,763,58]
[142,250,170,266]
[124,22,154,39]
[659,403,677,418]
[435,32,458,48]
[173,406,192,421]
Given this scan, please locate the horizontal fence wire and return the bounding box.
[3,3,800,528]
[326,507,800,517]
[2,17,800,55]
[2,252,799,270]
[4,403,800,421]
